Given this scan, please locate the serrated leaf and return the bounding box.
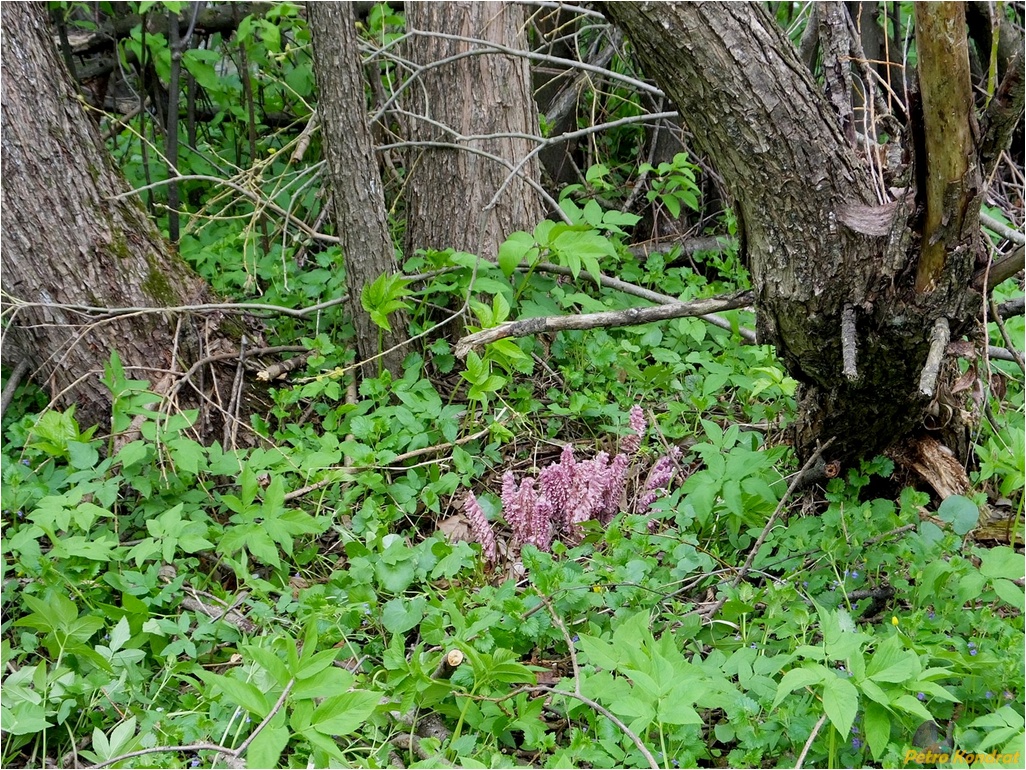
[863,700,891,760]
[822,676,858,737]
[576,635,621,670]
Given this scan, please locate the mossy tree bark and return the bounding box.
[308,1,410,377]
[602,2,1021,465]
[0,1,245,432]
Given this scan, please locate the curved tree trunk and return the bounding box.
[308,1,409,377]
[402,1,545,260]
[0,2,219,431]
[603,2,999,465]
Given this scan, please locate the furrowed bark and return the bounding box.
[602,2,987,463]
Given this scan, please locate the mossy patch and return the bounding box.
[141,253,180,306]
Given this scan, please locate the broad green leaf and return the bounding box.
[863,700,891,760]
[937,495,979,535]
[892,693,934,722]
[576,635,621,671]
[108,616,131,652]
[977,546,1025,580]
[497,231,535,276]
[992,578,1026,610]
[309,690,380,736]
[821,676,858,737]
[197,672,269,718]
[242,645,292,686]
[382,597,426,634]
[246,712,289,769]
[772,666,827,709]
[291,667,354,701]
[296,648,341,681]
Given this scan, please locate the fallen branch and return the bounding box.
[455,291,753,358]
[973,243,1024,290]
[531,262,757,343]
[627,234,736,258]
[997,296,1025,318]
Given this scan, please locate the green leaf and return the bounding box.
[108,616,131,652]
[309,690,380,736]
[115,440,150,469]
[296,649,340,682]
[892,693,934,722]
[67,440,99,470]
[772,666,827,709]
[863,700,892,760]
[291,667,354,701]
[497,231,536,276]
[382,597,426,634]
[937,495,979,535]
[169,437,205,475]
[246,712,289,769]
[821,676,858,737]
[992,578,1026,610]
[576,635,621,671]
[197,672,269,718]
[977,545,1025,580]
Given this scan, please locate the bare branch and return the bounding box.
[455,291,753,358]
[532,261,757,343]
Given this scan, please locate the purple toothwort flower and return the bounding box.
[597,452,630,522]
[464,492,497,564]
[539,445,574,532]
[621,405,646,456]
[638,446,682,511]
[529,495,554,551]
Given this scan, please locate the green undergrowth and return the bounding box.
[2,220,1024,767]
[8,5,1025,765]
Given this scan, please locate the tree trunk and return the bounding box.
[308,1,409,377]
[603,2,996,465]
[0,2,229,431]
[402,1,545,260]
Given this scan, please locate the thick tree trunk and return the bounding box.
[308,1,409,377]
[0,2,216,430]
[402,2,545,260]
[603,2,990,465]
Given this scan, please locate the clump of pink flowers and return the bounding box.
[463,406,683,564]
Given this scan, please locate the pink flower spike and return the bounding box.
[530,495,554,552]
[464,492,497,564]
[622,406,646,456]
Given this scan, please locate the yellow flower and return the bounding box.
[891,616,900,627]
